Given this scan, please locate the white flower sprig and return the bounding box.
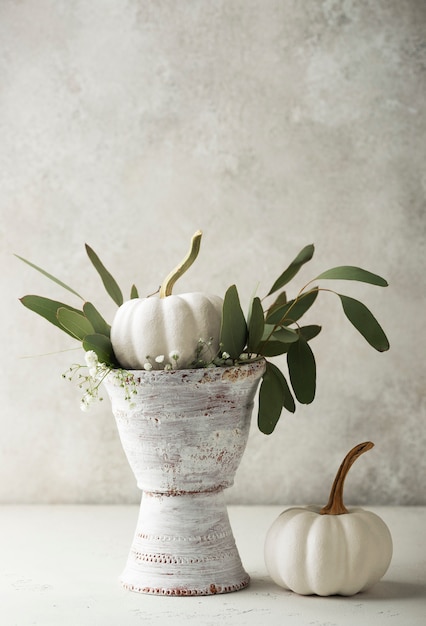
[142,350,181,371]
[64,351,137,411]
[63,350,110,411]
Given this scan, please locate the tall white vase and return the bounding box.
[103,359,265,596]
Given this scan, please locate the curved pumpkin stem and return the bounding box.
[320,441,374,515]
[159,230,203,298]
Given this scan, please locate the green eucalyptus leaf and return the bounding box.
[273,326,299,344]
[315,266,388,287]
[247,297,265,353]
[339,294,390,352]
[267,244,314,296]
[297,325,322,342]
[83,302,111,337]
[266,288,319,325]
[85,244,123,306]
[261,324,276,341]
[287,337,316,404]
[220,285,248,359]
[19,295,83,338]
[83,334,118,366]
[15,254,84,299]
[258,341,291,357]
[267,361,296,414]
[258,368,283,435]
[57,307,95,340]
[258,361,296,434]
[130,284,139,299]
[266,290,287,318]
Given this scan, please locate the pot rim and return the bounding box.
[104,357,266,387]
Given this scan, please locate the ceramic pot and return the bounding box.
[103,359,265,596]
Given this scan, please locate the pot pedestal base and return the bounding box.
[121,490,249,596]
[104,361,266,595]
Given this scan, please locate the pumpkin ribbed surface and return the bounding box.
[264,505,393,596]
[110,292,223,370]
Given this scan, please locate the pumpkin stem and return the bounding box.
[319,441,374,515]
[159,230,203,298]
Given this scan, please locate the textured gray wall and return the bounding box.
[1,0,425,505]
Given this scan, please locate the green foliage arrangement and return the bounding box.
[17,237,389,434]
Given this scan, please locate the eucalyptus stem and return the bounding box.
[320,441,374,515]
[159,230,203,298]
[258,288,316,353]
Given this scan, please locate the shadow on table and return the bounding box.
[247,577,425,600]
[361,580,426,600]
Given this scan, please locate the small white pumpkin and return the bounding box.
[111,291,222,369]
[111,231,223,370]
[264,442,393,596]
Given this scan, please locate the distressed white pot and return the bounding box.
[103,359,265,596]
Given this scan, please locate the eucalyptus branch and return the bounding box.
[17,237,390,433]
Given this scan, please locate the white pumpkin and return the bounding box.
[111,292,223,369]
[264,442,393,596]
[110,231,223,370]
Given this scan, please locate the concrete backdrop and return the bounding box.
[1,0,425,505]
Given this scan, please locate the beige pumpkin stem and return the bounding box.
[320,441,374,515]
[159,230,203,298]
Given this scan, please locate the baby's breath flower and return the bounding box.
[164,363,172,371]
[64,356,111,412]
[85,350,98,368]
[155,355,165,364]
[144,362,153,371]
[80,393,95,411]
[222,351,230,359]
[168,350,180,368]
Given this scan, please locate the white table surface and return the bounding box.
[0,505,425,625]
